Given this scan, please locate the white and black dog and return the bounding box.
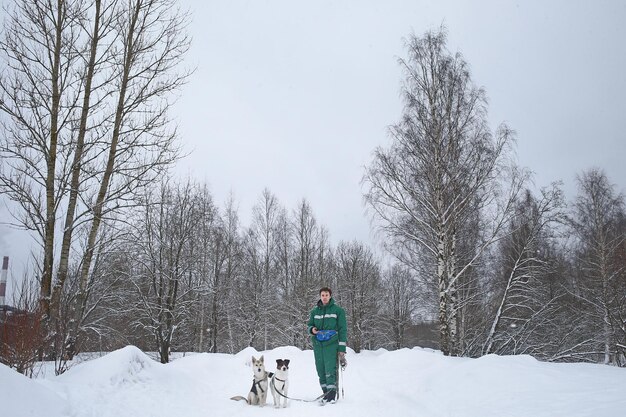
[230,355,273,406]
[270,359,290,408]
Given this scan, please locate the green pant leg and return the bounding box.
[322,342,338,391]
[313,342,328,392]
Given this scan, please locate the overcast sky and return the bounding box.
[172,0,626,239]
[1,0,625,297]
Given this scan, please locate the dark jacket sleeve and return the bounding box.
[337,306,347,353]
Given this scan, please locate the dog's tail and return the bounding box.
[230,396,249,404]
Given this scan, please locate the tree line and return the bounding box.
[362,28,625,364]
[0,1,623,375]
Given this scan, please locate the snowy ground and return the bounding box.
[2,345,625,417]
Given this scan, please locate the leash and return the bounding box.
[270,356,347,404]
[270,376,325,403]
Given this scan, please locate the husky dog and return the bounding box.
[270,359,290,408]
[230,355,273,406]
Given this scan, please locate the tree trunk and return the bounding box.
[77,0,140,319]
[57,0,104,361]
[438,230,449,355]
[447,230,459,356]
[41,0,65,323]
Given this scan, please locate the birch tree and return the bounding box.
[569,169,625,364]
[363,27,526,356]
[482,185,566,356]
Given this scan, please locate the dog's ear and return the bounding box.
[276,359,281,365]
[252,355,256,362]
[259,355,264,362]
[284,359,290,366]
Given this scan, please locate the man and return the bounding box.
[307,287,347,404]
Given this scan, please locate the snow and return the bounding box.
[1,345,625,417]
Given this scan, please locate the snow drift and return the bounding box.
[1,345,625,417]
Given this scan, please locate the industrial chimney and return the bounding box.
[0,256,8,306]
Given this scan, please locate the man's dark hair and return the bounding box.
[319,287,332,295]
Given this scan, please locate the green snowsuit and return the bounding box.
[307,297,347,394]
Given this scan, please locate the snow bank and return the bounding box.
[1,346,625,417]
[0,363,66,417]
[57,345,156,386]
[426,353,626,417]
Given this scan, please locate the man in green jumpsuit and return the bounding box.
[307,287,347,404]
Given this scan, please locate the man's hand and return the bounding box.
[338,352,347,368]
[312,327,318,334]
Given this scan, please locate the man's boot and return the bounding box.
[321,389,336,404]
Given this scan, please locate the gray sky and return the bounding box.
[1,0,626,297]
[172,0,626,239]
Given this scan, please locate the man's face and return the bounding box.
[320,291,331,305]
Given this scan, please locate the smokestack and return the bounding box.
[0,256,8,306]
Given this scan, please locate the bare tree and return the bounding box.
[363,27,526,356]
[125,179,202,363]
[380,264,420,349]
[233,227,265,349]
[219,194,243,354]
[65,0,189,359]
[194,185,220,353]
[569,169,625,364]
[156,182,217,354]
[290,199,323,349]
[73,235,141,354]
[335,240,381,352]
[482,185,566,356]
[250,189,281,350]
[57,221,128,371]
[274,205,299,346]
[0,0,190,362]
[614,215,626,365]
[0,0,89,319]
